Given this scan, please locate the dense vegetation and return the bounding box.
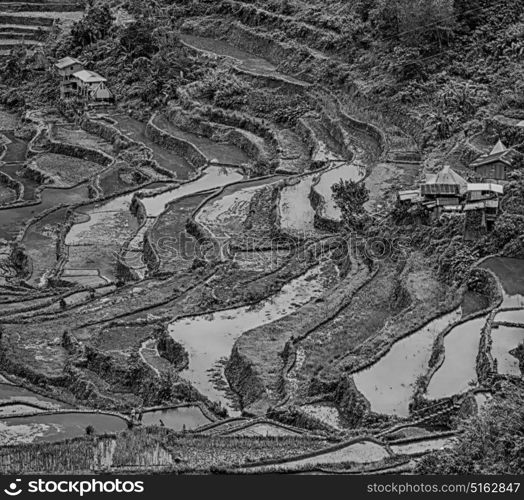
[1,0,523,145]
[416,384,524,474]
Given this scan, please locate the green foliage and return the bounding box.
[437,81,490,119]
[332,179,370,230]
[120,19,159,58]
[69,4,115,50]
[416,386,524,473]
[492,213,524,248]
[437,238,477,284]
[190,68,251,109]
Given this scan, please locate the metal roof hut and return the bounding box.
[72,70,111,102]
[469,140,512,181]
[420,165,468,216]
[421,165,468,197]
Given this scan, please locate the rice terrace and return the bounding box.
[0,0,522,477]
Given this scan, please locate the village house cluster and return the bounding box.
[55,56,113,103]
[398,140,515,232]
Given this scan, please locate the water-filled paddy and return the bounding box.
[353,309,462,416]
[141,406,212,431]
[314,163,366,221]
[495,309,524,325]
[426,315,488,400]
[480,257,524,308]
[490,325,524,377]
[279,177,317,236]
[140,167,244,217]
[168,262,335,413]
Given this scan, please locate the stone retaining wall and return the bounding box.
[49,140,112,167]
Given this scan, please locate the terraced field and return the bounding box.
[1,0,523,475]
[0,0,84,54]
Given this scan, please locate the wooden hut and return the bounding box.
[469,140,512,181]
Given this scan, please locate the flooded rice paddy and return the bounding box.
[426,315,488,400]
[480,257,524,308]
[141,406,212,431]
[490,325,524,377]
[140,167,244,217]
[495,309,524,324]
[168,261,336,413]
[279,177,317,235]
[314,163,366,221]
[353,309,462,416]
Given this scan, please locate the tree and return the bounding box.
[332,179,370,230]
[70,4,114,49]
[120,19,159,58]
[416,386,524,473]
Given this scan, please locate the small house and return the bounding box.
[420,166,468,215]
[465,182,503,224]
[397,188,421,205]
[55,56,84,99]
[469,140,512,181]
[396,165,503,230]
[72,70,112,102]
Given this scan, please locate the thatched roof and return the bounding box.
[470,139,513,168]
[490,140,507,155]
